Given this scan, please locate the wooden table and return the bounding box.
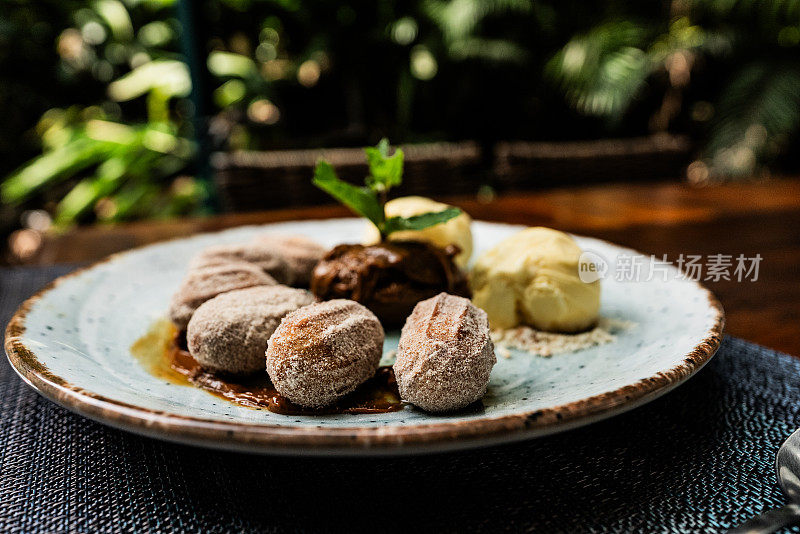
[27,179,800,355]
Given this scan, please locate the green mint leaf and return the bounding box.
[376,137,390,158]
[383,207,462,235]
[364,138,403,192]
[313,160,385,229]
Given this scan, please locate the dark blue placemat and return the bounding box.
[1,266,799,533]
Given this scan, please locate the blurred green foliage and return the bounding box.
[1,0,800,234]
[0,0,203,228]
[2,109,198,225]
[547,0,800,180]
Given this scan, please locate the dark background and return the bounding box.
[2,0,800,261]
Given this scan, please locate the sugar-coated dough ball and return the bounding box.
[249,234,326,287]
[363,196,473,267]
[266,300,384,408]
[189,243,293,285]
[168,262,276,330]
[470,227,600,332]
[187,286,315,374]
[394,293,495,412]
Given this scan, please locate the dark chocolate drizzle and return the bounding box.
[168,335,403,415]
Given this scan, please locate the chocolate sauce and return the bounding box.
[311,240,469,326]
[130,319,404,415]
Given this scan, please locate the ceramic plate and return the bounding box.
[5,220,723,455]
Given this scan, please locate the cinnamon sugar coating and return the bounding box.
[251,234,326,287]
[189,243,294,284]
[168,262,276,330]
[187,286,315,374]
[266,300,384,408]
[394,293,496,412]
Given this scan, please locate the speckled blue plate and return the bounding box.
[5,220,724,455]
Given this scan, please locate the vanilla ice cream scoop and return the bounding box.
[470,227,600,332]
[363,196,473,267]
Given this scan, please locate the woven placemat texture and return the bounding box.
[1,266,799,533]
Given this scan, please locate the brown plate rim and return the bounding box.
[4,222,725,455]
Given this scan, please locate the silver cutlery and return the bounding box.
[729,427,800,533]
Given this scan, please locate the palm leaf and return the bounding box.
[704,62,800,177]
[1,135,117,205]
[424,0,533,43]
[547,21,651,118]
[110,180,159,221]
[53,156,130,225]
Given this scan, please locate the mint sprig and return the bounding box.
[384,207,462,234]
[364,138,403,193]
[312,160,385,226]
[312,138,461,240]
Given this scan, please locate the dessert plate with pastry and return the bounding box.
[5,141,724,455]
